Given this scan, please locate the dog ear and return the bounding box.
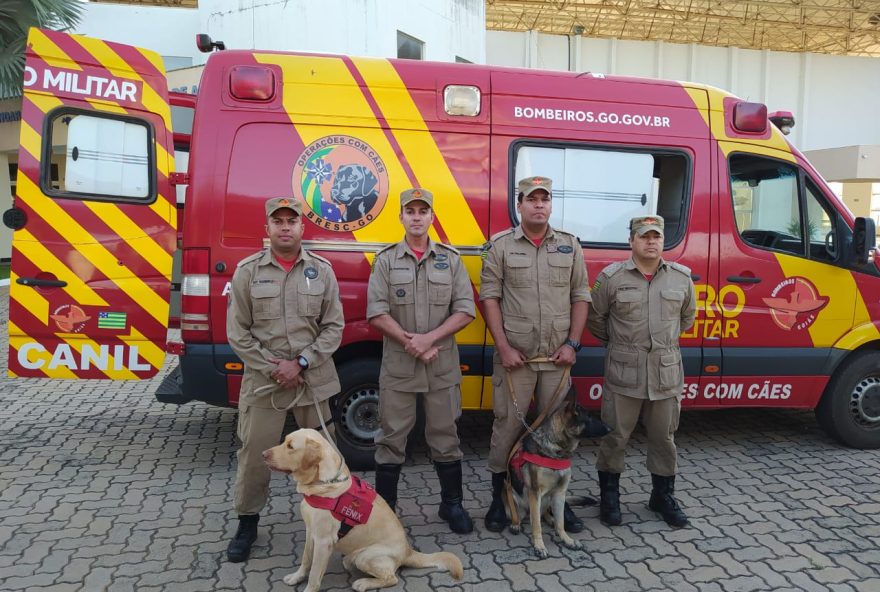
[295,437,324,483]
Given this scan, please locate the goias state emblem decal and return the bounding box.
[293,135,389,232]
[762,276,829,331]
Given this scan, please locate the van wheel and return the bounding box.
[816,350,880,449]
[332,359,381,471]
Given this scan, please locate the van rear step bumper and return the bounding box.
[155,365,190,404]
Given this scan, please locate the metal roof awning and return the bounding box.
[487,0,880,57]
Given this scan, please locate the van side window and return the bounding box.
[730,154,838,262]
[44,109,154,203]
[513,144,689,246]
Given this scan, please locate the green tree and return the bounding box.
[0,0,83,97]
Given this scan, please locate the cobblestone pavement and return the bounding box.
[1,287,879,592]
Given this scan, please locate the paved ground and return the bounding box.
[1,287,879,591]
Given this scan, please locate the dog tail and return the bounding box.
[403,550,464,580]
[566,494,599,507]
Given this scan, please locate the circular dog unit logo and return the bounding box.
[293,135,389,232]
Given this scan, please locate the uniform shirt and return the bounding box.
[366,239,475,393]
[587,257,697,401]
[480,225,590,364]
[227,248,344,407]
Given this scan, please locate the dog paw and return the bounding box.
[563,539,584,551]
[509,524,522,534]
[283,572,306,586]
[533,547,550,559]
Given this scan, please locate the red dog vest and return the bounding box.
[303,475,377,537]
[510,449,572,484]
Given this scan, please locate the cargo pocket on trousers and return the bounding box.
[659,352,683,389]
[491,374,507,420]
[607,350,639,388]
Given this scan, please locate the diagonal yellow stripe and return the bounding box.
[85,202,173,281]
[72,35,173,131]
[18,120,43,163]
[29,28,82,71]
[119,326,166,370]
[17,174,169,325]
[350,57,486,246]
[11,229,109,306]
[8,320,78,379]
[8,270,50,323]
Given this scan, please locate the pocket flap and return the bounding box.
[297,280,324,295]
[506,255,532,268]
[610,350,638,364]
[390,269,414,284]
[251,283,280,298]
[503,317,533,334]
[616,289,641,303]
[661,289,685,301]
[548,252,574,267]
[660,352,681,366]
[427,267,451,284]
[552,316,569,331]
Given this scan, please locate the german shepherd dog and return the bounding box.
[506,389,610,558]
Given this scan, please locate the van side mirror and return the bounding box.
[853,217,876,265]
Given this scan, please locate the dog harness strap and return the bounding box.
[303,475,377,538]
[509,449,572,484]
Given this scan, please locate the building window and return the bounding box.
[397,31,424,60]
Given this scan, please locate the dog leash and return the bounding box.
[502,357,572,527]
[254,379,350,486]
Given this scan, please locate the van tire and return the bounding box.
[816,350,880,449]
[332,359,382,470]
[330,358,427,471]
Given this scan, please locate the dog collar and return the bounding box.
[303,475,377,538]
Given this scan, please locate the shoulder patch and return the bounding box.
[236,250,265,268]
[436,242,460,256]
[307,252,333,267]
[602,261,628,278]
[667,261,692,276]
[489,228,514,242]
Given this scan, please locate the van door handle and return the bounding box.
[17,277,68,288]
[727,275,761,284]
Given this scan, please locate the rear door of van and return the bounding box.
[7,28,176,379]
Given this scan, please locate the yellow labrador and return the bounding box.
[263,428,464,592]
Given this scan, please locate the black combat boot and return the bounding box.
[598,471,622,526]
[563,502,584,533]
[435,460,474,534]
[484,471,509,532]
[375,463,402,511]
[226,514,259,563]
[648,474,689,528]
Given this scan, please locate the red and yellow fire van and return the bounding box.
[7,28,879,467]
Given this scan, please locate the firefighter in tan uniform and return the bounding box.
[225,197,344,562]
[480,176,591,534]
[587,215,696,529]
[367,188,476,534]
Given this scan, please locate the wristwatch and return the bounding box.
[564,339,582,352]
[296,355,310,369]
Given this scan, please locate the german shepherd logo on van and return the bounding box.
[293,135,389,232]
[763,276,829,331]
